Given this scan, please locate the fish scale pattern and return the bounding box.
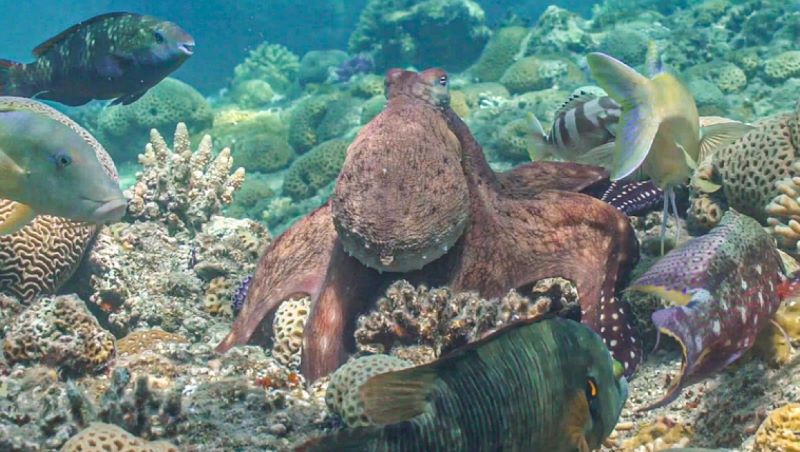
[0,98,117,302]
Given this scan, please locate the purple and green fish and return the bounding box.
[298,316,628,451]
[630,210,800,410]
[0,12,194,106]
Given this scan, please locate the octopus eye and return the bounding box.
[438,75,448,86]
[586,377,598,399]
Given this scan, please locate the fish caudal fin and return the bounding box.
[587,52,659,181]
[0,59,22,96]
[0,203,36,235]
[526,112,553,161]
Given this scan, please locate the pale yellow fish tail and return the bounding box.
[526,112,553,161]
[586,52,660,181]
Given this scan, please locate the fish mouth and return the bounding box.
[179,42,195,55]
[90,197,128,224]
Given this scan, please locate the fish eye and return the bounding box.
[51,151,72,169]
[438,75,447,87]
[154,31,165,44]
[586,377,598,400]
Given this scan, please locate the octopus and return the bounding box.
[217,68,641,380]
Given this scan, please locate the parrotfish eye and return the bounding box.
[585,377,598,400]
[438,75,448,87]
[154,31,165,44]
[50,150,72,169]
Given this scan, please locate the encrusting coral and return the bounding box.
[125,123,245,234]
[271,297,311,370]
[282,138,351,201]
[61,422,178,452]
[3,294,115,375]
[753,403,800,452]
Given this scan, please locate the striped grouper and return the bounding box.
[298,315,628,451]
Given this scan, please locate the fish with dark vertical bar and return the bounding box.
[297,316,628,452]
[630,210,800,410]
[0,12,194,106]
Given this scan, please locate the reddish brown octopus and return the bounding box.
[217,68,642,380]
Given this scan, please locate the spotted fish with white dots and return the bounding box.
[0,12,194,106]
[297,315,628,452]
[629,209,800,410]
[0,96,126,235]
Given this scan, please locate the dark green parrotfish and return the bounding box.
[298,316,628,452]
[0,12,194,106]
[630,210,800,410]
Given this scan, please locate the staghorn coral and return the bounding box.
[282,139,351,201]
[354,280,566,357]
[62,422,178,452]
[754,403,800,452]
[764,51,800,84]
[469,26,530,82]
[231,42,300,95]
[125,123,245,234]
[271,297,311,370]
[97,78,213,162]
[348,0,490,72]
[3,294,115,375]
[325,354,412,427]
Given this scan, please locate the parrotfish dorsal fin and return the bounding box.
[587,52,659,181]
[359,365,438,425]
[555,90,598,117]
[32,12,136,57]
[0,203,35,235]
[698,121,755,163]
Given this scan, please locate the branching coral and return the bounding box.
[125,123,245,234]
[232,42,300,95]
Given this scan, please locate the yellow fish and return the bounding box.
[0,97,125,235]
[586,52,753,252]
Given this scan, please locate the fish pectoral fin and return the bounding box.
[359,366,438,425]
[587,52,658,180]
[698,121,756,162]
[691,175,722,194]
[676,142,697,171]
[0,203,36,235]
[111,90,147,106]
[574,141,616,172]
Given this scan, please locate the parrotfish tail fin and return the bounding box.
[294,427,382,452]
[645,40,662,77]
[0,59,23,96]
[638,302,744,411]
[600,180,664,216]
[526,112,553,161]
[586,52,659,181]
[698,121,756,163]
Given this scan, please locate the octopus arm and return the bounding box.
[497,162,610,198]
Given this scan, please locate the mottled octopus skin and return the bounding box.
[217,69,641,380]
[631,210,786,410]
[0,98,117,301]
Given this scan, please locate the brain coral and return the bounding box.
[325,354,412,427]
[62,422,178,452]
[764,51,800,83]
[0,100,117,302]
[231,42,300,95]
[282,139,351,200]
[348,0,490,72]
[711,62,747,94]
[97,78,213,162]
[231,133,296,174]
[754,403,800,451]
[598,28,649,67]
[287,95,334,153]
[3,294,115,375]
[469,26,530,82]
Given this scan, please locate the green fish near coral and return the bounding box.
[0,97,126,235]
[298,316,628,452]
[630,210,800,410]
[0,12,194,106]
[586,52,753,252]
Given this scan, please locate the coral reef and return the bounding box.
[524,6,594,54]
[325,354,412,427]
[3,294,115,375]
[355,280,568,358]
[271,297,311,370]
[764,51,800,84]
[469,26,530,82]
[348,0,490,72]
[125,123,245,234]
[282,139,351,201]
[499,55,584,95]
[62,423,178,452]
[287,95,335,153]
[231,133,296,174]
[754,403,800,451]
[335,54,374,82]
[97,78,213,162]
[298,50,348,86]
[231,42,300,96]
